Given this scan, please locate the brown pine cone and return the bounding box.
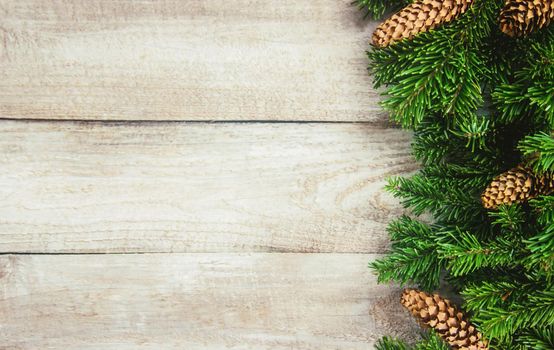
[372,0,474,48]
[481,165,554,209]
[401,289,488,350]
[499,0,554,37]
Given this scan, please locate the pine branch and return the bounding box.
[368,0,504,127]
[524,225,554,280]
[386,174,485,224]
[370,216,443,291]
[352,0,409,19]
[411,119,452,165]
[475,287,554,343]
[450,113,492,152]
[488,204,525,233]
[375,336,410,350]
[493,27,554,128]
[518,132,554,173]
[462,280,518,312]
[518,325,554,350]
[437,229,520,276]
[531,196,554,226]
[375,331,449,350]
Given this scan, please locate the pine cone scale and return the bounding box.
[482,165,554,209]
[500,0,554,37]
[372,0,474,47]
[401,289,488,350]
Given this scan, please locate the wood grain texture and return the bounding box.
[0,253,418,349]
[0,0,380,121]
[0,121,416,253]
[0,1,420,346]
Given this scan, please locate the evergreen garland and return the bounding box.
[356,0,554,348]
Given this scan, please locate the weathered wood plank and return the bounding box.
[0,253,418,349]
[0,0,380,121]
[0,121,416,253]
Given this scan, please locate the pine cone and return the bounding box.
[401,289,488,350]
[499,0,554,37]
[372,0,474,48]
[481,165,554,209]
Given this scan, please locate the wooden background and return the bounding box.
[0,0,420,348]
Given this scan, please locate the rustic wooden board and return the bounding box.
[0,121,416,253]
[0,0,420,347]
[0,0,380,121]
[0,253,418,349]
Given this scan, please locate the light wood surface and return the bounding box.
[0,1,419,348]
[0,0,380,121]
[0,121,415,253]
[0,253,418,349]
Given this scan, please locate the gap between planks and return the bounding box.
[0,251,383,256]
[0,118,397,128]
